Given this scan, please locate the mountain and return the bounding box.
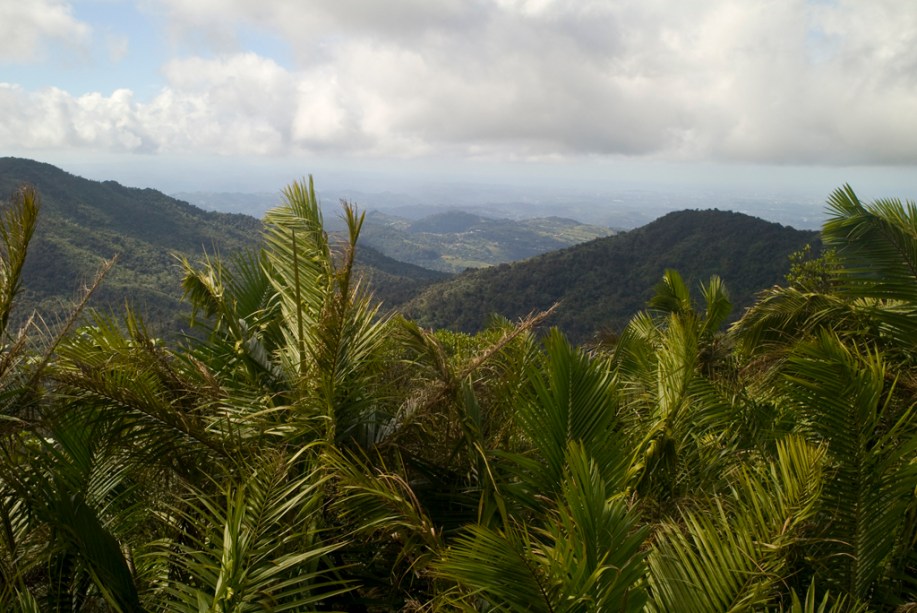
[0,158,445,332]
[0,157,263,332]
[358,209,614,272]
[404,209,819,343]
[1,158,820,344]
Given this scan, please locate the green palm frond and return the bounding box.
[0,185,39,339]
[436,521,551,613]
[732,285,917,371]
[52,313,229,475]
[649,269,693,317]
[731,286,866,355]
[621,311,736,502]
[700,274,732,337]
[147,451,350,612]
[437,442,648,612]
[512,329,626,503]
[328,446,442,552]
[262,177,333,381]
[2,412,145,612]
[0,480,43,604]
[647,269,732,338]
[179,252,230,326]
[779,332,917,603]
[180,248,286,390]
[782,579,873,613]
[325,446,444,606]
[824,185,917,304]
[732,186,917,377]
[260,180,391,448]
[647,435,825,612]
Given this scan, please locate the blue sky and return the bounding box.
[2,0,916,205]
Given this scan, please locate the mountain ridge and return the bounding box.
[404,208,819,342]
[0,158,444,332]
[2,158,820,344]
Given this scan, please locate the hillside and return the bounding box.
[0,158,263,331]
[0,158,445,332]
[359,209,613,272]
[404,209,819,342]
[353,244,450,308]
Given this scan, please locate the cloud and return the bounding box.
[0,0,90,63]
[4,0,917,165]
[0,83,150,151]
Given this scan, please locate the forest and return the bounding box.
[0,177,915,612]
[404,208,816,342]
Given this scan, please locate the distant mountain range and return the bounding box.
[404,209,819,343]
[177,191,616,274]
[2,158,821,344]
[357,209,614,272]
[0,158,442,332]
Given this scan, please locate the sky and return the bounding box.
[2,0,917,209]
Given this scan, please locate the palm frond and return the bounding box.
[437,442,648,612]
[622,311,736,502]
[824,185,917,304]
[262,177,333,381]
[146,451,351,611]
[0,185,39,339]
[3,412,145,612]
[782,579,873,613]
[780,331,917,603]
[512,329,626,503]
[700,274,732,337]
[52,313,229,475]
[325,446,444,605]
[649,269,693,316]
[647,435,825,612]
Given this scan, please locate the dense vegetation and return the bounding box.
[0,176,915,612]
[407,209,818,343]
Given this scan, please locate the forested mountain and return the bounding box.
[2,158,819,347]
[0,158,445,330]
[0,157,261,329]
[406,209,818,342]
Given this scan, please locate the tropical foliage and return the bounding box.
[0,179,914,612]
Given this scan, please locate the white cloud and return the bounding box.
[0,83,150,150]
[4,0,917,166]
[0,0,90,62]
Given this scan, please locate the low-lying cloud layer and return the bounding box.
[3,0,916,165]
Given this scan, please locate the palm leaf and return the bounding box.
[649,269,693,316]
[146,451,350,612]
[823,184,917,304]
[782,579,872,613]
[0,185,39,339]
[700,274,732,337]
[437,442,648,612]
[3,412,146,612]
[780,331,917,603]
[647,435,825,612]
[261,180,391,447]
[512,329,626,504]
